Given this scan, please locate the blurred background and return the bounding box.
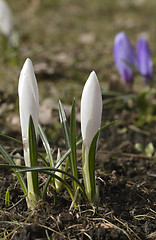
[0,0,155,143]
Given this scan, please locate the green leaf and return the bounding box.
[0,144,27,194]
[58,100,71,179]
[44,171,74,201]
[38,123,54,167]
[59,100,71,150]
[6,164,86,201]
[38,153,49,166]
[5,189,10,207]
[70,99,78,192]
[129,125,150,136]
[38,123,55,198]
[102,92,136,104]
[42,136,82,200]
[0,134,23,145]
[28,116,39,195]
[20,166,85,196]
[55,139,83,169]
[135,143,143,153]
[145,142,154,157]
[88,129,100,202]
[82,120,117,203]
[0,164,87,200]
[100,120,117,131]
[25,167,75,201]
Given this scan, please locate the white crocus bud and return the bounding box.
[81,71,102,150]
[18,58,39,145]
[81,71,102,203]
[18,58,39,210]
[0,0,13,39]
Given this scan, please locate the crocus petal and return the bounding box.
[113,32,135,84]
[81,71,102,149]
[18,58,39,141]
[136,37,153,82]
[0,0,13,38]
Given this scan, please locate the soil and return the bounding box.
[0,97,156,240]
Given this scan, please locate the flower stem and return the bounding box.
[82,144,92,202]
[24,148,38,210]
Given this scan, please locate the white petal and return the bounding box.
[18,58,39,141]
[0,0,13,37]
[81,71,102,148]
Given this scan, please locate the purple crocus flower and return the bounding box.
[114,32,135,84]
[136,37,153,83]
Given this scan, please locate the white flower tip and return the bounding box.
[24,58,33,69]
[25,57,31,63]
[90,70,96,77]
[87,70,99,86]
[19,58,33,78]
[18,58,33,93]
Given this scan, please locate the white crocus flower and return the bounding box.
[18,58,39,210]
[18,58,39,142]
[81,71,102,150]
[81,71,102,202]
[0,0,13,39]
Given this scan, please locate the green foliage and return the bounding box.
[58,100,71,179]
[136,89,156,126]
[28,116,39,196]
[82,121,117,203]
[38,123,55,199]
[0,134,23,146]
[38,123,54,167]
[88,129,100,203]
[0,98,116,208]
[5,189,10,207]
[102,90,136,105]
[70,99,78,192]
[135,142,154,157]
[0,144,27,195]
[59,100,71,150]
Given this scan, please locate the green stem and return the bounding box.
[82,144,91,201]
[24,148,38,210]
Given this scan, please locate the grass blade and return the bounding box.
[70,99,78,192]
[5,189,10,207]
[43,171,74,201]
[38,123,54,167]
[100,120,117,131]
[59,100,71,179]
[19,166,85,197]
[88,129,100,202]
[28,116,39,195]
[38,123,55,197]
[0,164,87,199]
[0,134,23,145]
[59,100,71,150]
[0,144,27,194]
[55,139,82,169]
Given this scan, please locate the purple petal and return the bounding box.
[136,37,153,81]
[114,32,135,84]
